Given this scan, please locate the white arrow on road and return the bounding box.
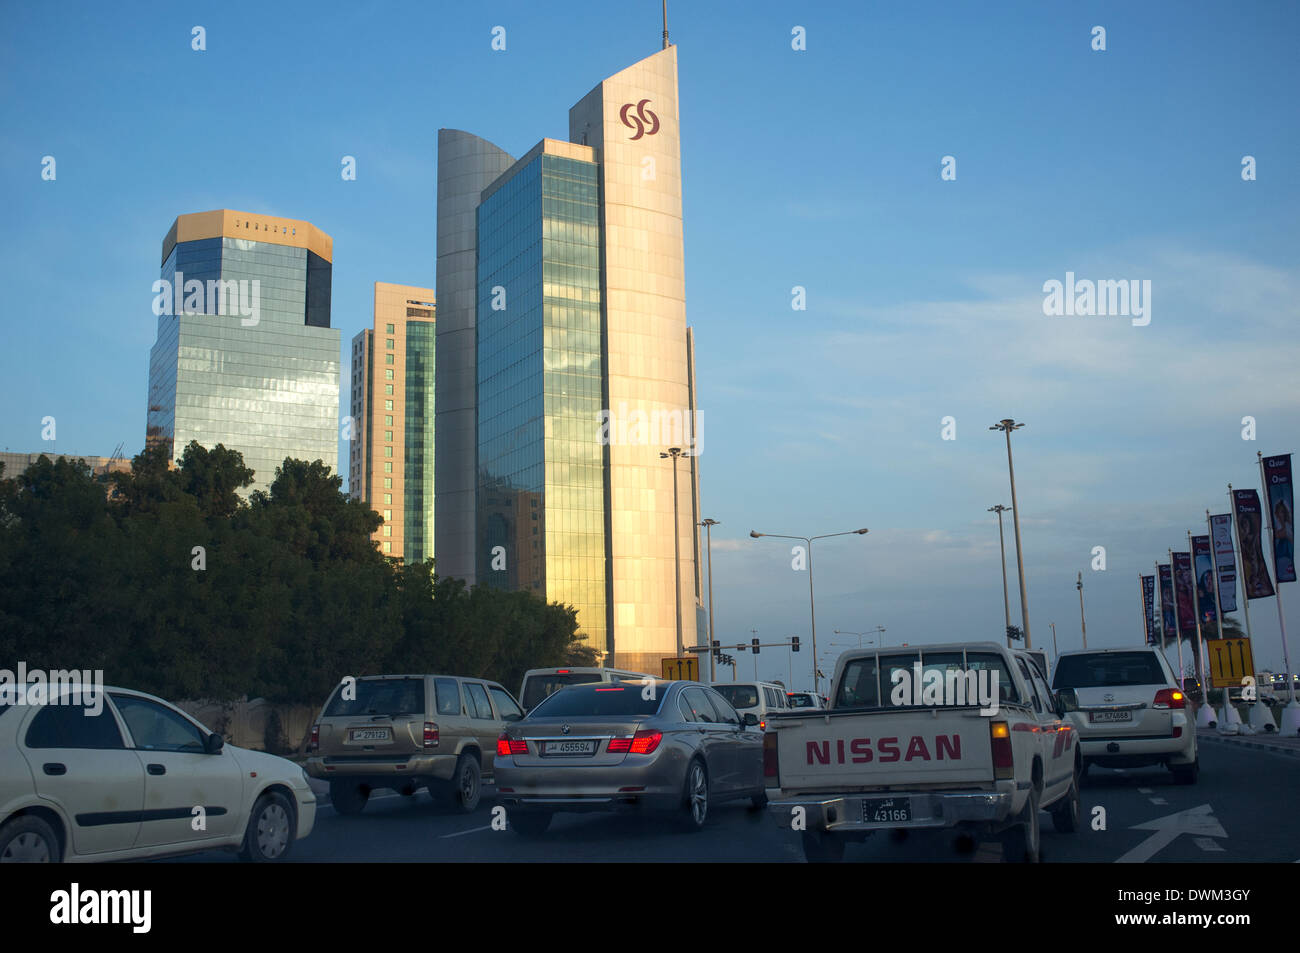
[1115,804,1227,863]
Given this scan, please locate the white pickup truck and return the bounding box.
[764,641,1080,863]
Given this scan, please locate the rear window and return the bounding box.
[529,684,664,718]
[522,673,604,710]
[713,685,759,710]
[324,678,424,718]
[836,651,1016,708]
[1053,652,1167,689]
[787,693,816,708]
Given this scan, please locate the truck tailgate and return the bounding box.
[772,708,994,791]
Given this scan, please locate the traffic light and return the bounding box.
[791,636,800,652]
[752,638,760,654]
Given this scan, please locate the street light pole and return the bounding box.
[751,527,869,696]
[990,420,1031,649]
[1076,571,1087,649]
[1049,621,1059,670]
[660,447,685,657]
[700,518,719,684]
[989,505,1013,646]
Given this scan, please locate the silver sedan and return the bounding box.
[494,680,766,835]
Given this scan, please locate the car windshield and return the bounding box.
[787,693,815,708]
[713,685,759,709]
[324,678,424,717]
[522,673,604,710]
[836,651,1016,708]
[1053,652,1167,689]
[529,684,664,718]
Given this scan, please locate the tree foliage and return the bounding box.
[0,444,586,705]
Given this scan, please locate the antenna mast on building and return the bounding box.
[662,0,670,49]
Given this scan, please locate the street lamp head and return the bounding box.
[749,530,762,538]
[854,528,869,535]
[701,517,719,527]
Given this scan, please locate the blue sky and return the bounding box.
[3,1,1298,683]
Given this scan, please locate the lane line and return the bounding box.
[1149,797,1168,805]
[440,825,494,838]
[1137,787,1152,794]
[1194,837,1225,852]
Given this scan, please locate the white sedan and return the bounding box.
[0,684,315,862]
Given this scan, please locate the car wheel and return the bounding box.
[449,753,482,813]
[1171,758,1199,785]
[1002,785,1041,863]
[510,811,552,836]
[748,788,768,811]
[0,815,60,863]
[238,791,294,862]
[1051,764,1081,833]
[1078,760,1091,787]
[680,759,708,832]
[800,830,845,863]
[329,780,369,816]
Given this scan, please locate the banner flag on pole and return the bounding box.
[1171,552,1196,633]
[1158,564,1176,637]
[1141,575,1156,645]
[1261,453,1295,583]
[1232,489,1276,600]
[1209,514,1238,613]
[1191,535,1215,624]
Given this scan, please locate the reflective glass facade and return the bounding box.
[477,151,609,649]
[405,319,436,562]
[147,212,340,494]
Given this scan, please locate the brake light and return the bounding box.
[759,720,766,730]
[1153,688,1185,709]
[595,687,625,692]
[629,730,662,754]
[557,669,570,674]
[424,722,439,748]
[763,731,779,779]
[990,721,1013,780]
[496,733,529,756]
[608,737,632,753]
[309,724,319,752]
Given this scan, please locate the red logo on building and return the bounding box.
[619,99,660,140]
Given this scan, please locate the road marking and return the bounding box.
[1149,797,1168,805]
[318,792,400,814]
[1195,837,1225,852]
[1116,804,1226,863]
[440,825,493,838]
[1138,787,1152,794]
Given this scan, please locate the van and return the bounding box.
[711,681,791,729]
[518,666,656,713]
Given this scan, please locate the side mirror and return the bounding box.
[743,712,759,727]
[205,732,225,755]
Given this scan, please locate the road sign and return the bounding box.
[660,656,698,681]
[1206,638,1255,689]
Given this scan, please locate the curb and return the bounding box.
[1197,731,1300,758]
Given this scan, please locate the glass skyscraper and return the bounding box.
[436,45,702,674]
[146,209,340,494]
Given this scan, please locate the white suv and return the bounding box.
[1052,648,1198,784]
[712,681,790,729]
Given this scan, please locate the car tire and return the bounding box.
[1078,760,1091,787]
[1051,764,1081,833]
[680,758,709,832]
[1002,785,1041,863]
[0,815,60,863]
[748,788,768,811]
[238,791,295,863]
[510,811,552,836]
[448,753,482,813]
[800,830,845,863]
[329,780,369,816]
[1171,758,1199,785]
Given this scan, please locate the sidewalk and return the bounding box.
[1197,727,1300,758]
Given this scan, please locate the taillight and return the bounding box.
[496,733,529,756]
[608,737,632,753]
[424,722,439,748]
[759,720,766,731]
[990,721,1013,780]
[1153,688,1185,709]
[309,724,319,752]
[629,730,662,754]
[763,731,779,779]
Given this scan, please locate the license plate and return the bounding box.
[349,728,391,741]
[862,797,912,823]
[1089,710,1132,723]
[543,740,596,756]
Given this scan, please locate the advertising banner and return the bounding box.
[1262,454,1295,583]
[1209,514,1238,613]
[1171,552,1195,633]
[1191,535,1215,624]
[1141,575,1156,645]
[1232,489,1276,600]
[1158,564,1176,637]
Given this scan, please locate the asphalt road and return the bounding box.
[159,732,1300,863]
